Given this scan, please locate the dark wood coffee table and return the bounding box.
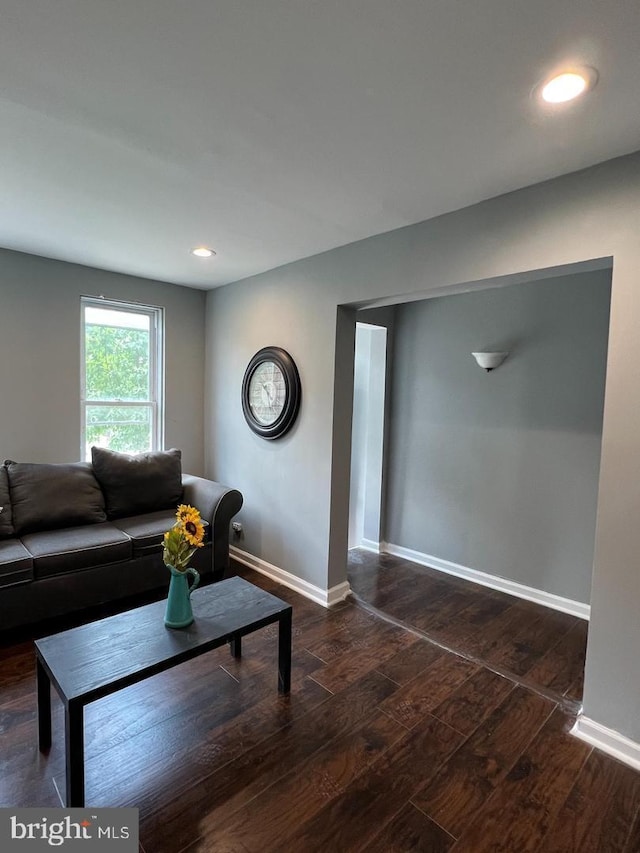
[35,576,292,807]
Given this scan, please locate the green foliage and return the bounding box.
[84,324,152,453]
[85,324,149,400]
[85,406,151,454]
[162,525,199,572]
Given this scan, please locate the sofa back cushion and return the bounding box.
[0,465,14,539]
[91,447,183,519]
[5,460,107,536]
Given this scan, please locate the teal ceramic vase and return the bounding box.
[164,565,200,628]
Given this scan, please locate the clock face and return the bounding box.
[248,360,286,425]
[241,346,301,439]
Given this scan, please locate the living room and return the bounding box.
[2,2,640,850]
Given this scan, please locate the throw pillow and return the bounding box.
[0,465,14,539]
[5,460,107,536]
[91,447,183,519]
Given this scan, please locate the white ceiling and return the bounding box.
[1,1,639,290]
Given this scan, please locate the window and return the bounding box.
[81,297,164,459]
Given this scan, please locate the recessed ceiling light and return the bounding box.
[191,246,216,258]
[540,68,598,104]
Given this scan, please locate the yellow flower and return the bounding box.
[176,504,197,523]
[182,515,205,547]
[162,504,205,571]
[175,504,205,547]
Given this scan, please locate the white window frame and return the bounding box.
[80,296,165,460]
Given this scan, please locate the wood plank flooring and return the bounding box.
[348,547,588,707]
[1,563,638,852]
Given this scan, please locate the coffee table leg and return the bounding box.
[65,700,85,807]
[230,634,242,659]
[36,656,51,751]
[278,609,292,695]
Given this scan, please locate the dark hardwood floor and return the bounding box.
[348,548,588,708]
[1,562,639,851]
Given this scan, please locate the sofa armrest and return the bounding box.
[181,474,243,581]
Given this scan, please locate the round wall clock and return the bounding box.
[241,346,301,439]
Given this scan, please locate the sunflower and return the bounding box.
[181,514,205,548]
[162,504,205,571]
[176,504,198,524]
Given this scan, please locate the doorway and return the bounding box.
[346,267,611,708]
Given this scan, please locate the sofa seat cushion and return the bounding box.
[0,466,14,539]
[112,510,210,557]
[112,509,178,557]
[0,539,33,588]
[21,523,132,580]
[91,447,183,519]
[5,460,106,535]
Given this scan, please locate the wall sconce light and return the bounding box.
[472,351,509,372]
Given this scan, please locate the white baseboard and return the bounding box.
[360,538,381,553]
[381,542,590,621]
[230,545,351,608]
[572,715,640,772]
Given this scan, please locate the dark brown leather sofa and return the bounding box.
[0,448,243,631]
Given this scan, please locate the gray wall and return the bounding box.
[385,270,611,604]
[0,248,206,473]
[204,275,336,586]
[205,149,640,745]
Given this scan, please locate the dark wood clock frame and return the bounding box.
[241,346,301,439]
